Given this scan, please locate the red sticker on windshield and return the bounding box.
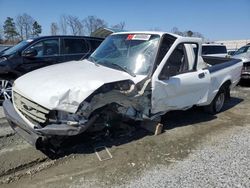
[127,34,134,40]
[126,34,151,40]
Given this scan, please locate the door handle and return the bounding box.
[198,72,205,79]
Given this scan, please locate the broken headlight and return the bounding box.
[48,110,87,126]
[114,80,134,91]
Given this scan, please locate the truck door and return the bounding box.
[151,42,210,114]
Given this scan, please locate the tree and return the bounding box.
[50,22,59,35]
[66,15,84,35]
[186,30,193,37]
[171,27,204,39]
[3,17,18,43]
[16,13,34,40]
[32,21,42,37]
[16,14,25,40]
[83,16,107,35]
[171,27,184,36]
[0,25,3,42]
[112,21,126,30]
[192,31,204,39]
[60,15,68,35]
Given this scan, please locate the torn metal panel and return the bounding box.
[77,79,152,120]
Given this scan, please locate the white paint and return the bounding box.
[152,69,210,113]
[13,60,146,113]
[11,31,243,131]
[151,36,242,113]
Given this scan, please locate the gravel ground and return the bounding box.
[0,105,15,137]
[0,107,4,118]
[119,124,250,188]
[0,86,249,188]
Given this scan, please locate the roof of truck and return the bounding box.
[112,31,202,43]
[112,31,178,37]
[202,43,226,47]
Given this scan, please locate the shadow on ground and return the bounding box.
[238,79,250,87]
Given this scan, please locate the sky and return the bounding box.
[0,0,249,41]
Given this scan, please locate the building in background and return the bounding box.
[215,39,250,51]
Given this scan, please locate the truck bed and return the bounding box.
[203,56,241,73]
[203,56,235,65]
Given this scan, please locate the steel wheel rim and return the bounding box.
[0,80,12,100]
[215,92,225,112]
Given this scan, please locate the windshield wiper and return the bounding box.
[110,63,136,77]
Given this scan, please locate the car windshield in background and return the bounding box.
[89,34,160,75]
[234,46,250,55]
[2,40,32,56]
[202,46,227,55]
[0,45,11,52]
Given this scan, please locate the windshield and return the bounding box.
[89,34,160,76]
[2,40,32,56]
[234,46,250,56]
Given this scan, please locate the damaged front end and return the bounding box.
[64,79,152,132]
[4,79,151,147]
[4,33,162,148]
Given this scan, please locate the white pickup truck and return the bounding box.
[3,31,243,149]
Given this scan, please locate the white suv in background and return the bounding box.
[233,45,250,80]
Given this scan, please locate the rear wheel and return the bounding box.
[204,87,227,114]
[0,79,13,102]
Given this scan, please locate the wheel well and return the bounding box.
[221,80,232,99]
[0,73,18,81]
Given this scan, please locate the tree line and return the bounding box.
[0,13,42,44]
[0,13,205,44]
[50,15,125,36]
[0,13,126,44]
[171,27,204,39]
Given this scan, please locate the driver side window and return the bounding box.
[159,43,196,80]
[25,39,59,57]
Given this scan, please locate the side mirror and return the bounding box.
[22,49,37,58]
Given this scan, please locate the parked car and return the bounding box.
[3,31,242,149]
[0,45,12,54]
[202,43,228,57]
[0,36,104,101]
[227,50,236,56]
[232,45,250,79]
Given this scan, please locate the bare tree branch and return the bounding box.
[171,27,204,39]
[16,13,34,39]
[50,22,59,35]
[112,21,126,30]
[83,16,107,35]
[66,15,84,35]
[60,15,68,35]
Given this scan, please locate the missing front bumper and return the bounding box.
[3,99,97,147]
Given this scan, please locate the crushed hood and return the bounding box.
[13,60,145,113]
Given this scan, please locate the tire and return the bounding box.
[0,79,13,103]
[204,87,227,114]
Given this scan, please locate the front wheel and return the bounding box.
[204,87,226,114]
[0,79,13,102]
